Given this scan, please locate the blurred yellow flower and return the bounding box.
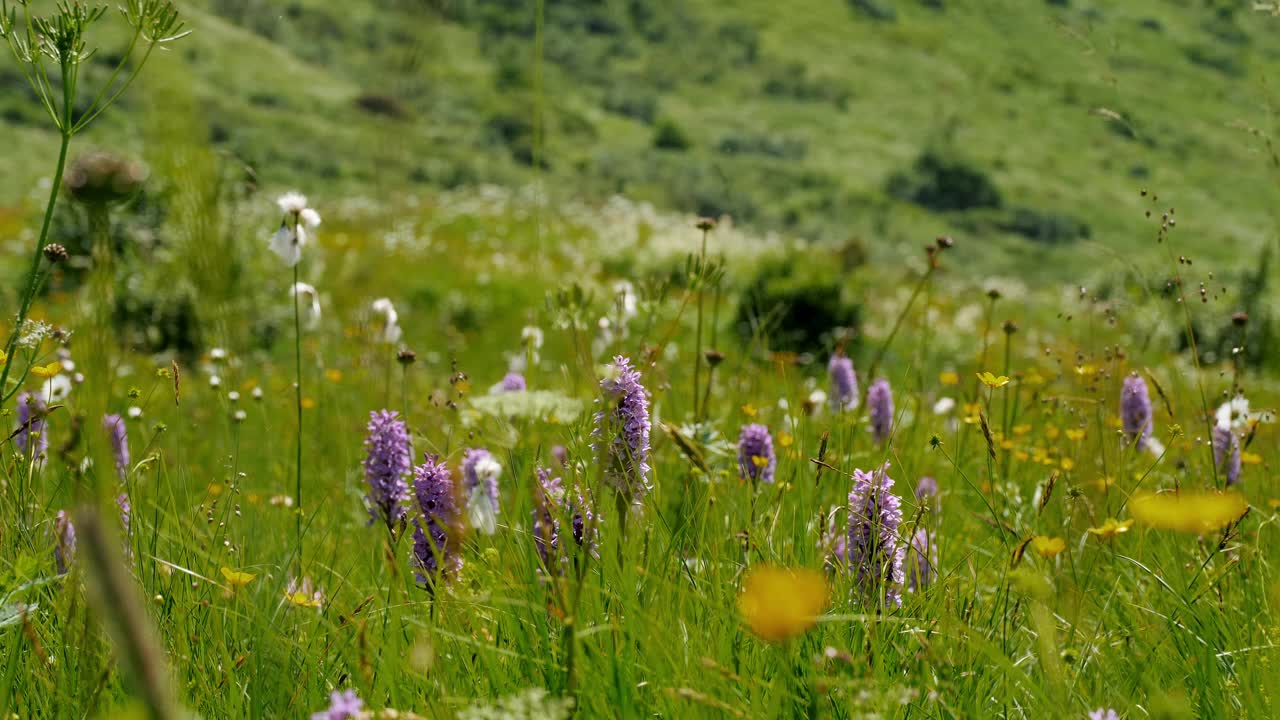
[1024,370,1046,386]
[1060,458,1075,471]
[1074,364,1098,377]
[284,590,322,609]
[1065,429,1086,441]
[1130,491,1248,533]
[30,361,61,378]
[324,369,343,383]
[977,372,1010,388]
[1045,426,1060,440]
[939,371,959,385]
[738,566,828,642]
[301,398,317,410]
[777,431,794,448]
[0,350,7,364]
[1031,536,1066,558]
[1087,518,1133,540]
[1012,424,1032,436]
[1242,452,1262,466]
[220,567,256,590]
[741,403,758,418]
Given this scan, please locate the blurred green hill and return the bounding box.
[3,0,1280,278]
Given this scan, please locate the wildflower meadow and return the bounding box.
[2,2,1280,719]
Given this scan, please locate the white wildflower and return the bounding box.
[370,298,402,344]
[290,282,322,329]
[42,374,72,402]
[933,397,956,415]
[127,406,143,419]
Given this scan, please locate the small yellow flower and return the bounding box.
[324,368,343,383]
[751,455,768,469]
[1074,364,1098,377]
[0,350,7,364]
[1000,439,1015,450]
[301,398,317,410]
[1130,491,1248,533]
[1241,452,1262,466]
[977,372,1011,388]
[1105,415,1124,429]
[741,403,758,418]
[1012,424,1032,436]
[1065,429,1086,441]
[1045,425,1061,440]
[220,567,256,590]
[738,566,829,643]
[1060,458,1075,471]
[777,431,794,448]
[1014,450,1029,462]
[30,361,61,378]
[1087,518,1134,540]
[939,371,959,386]
[284,591,322,609]
[1031,536,1066,558]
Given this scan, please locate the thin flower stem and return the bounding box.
[293,259,304,560]
[0,130,70,406]
[692,228,708,420]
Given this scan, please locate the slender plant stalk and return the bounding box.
[0,132,70,403]
[692,227,708,420]
[294,260,304,554]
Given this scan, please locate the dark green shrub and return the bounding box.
[735,253,861,354]
[886,150,1003,212]
[999,207,1091,244]
[603,86,658,123]
[653,118,691,151]
[849,0,896,21]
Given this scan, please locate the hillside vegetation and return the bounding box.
[4,0,1280,281]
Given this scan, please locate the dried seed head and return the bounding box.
[935,235,954,249]
[704,349,725,367]
[1232,312,1249,327]
[397,349,418,366]
[43,243,69,264]
[1002,320,1018,335]
[695,217,716,232]
[987,288,1001,300]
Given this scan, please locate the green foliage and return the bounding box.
[886,149,1003,212]
[735,251,861,353]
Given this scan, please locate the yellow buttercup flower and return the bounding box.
[1065,429,1086,441]
[777,431,794,448]
[1087,518,1134,540]
[1130,491,1248,533]
[1241,452,1262,466]
[30,361,61,378]
[1012,424,1032,436]
[324,368,343,383]
[977,372,1011,388]
[284,591,322,609]
[939,371,959,386]
[220,567,256,590]
[738,566,829,643]
[1031,536,1066,558]
[741,403,758,418]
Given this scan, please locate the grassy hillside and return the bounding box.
[3,0,1280,282]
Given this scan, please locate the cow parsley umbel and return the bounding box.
[846,464,906,608]
[363,410,412,532]
[593,356,651,511]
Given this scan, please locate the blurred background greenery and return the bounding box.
[3,0,1279,369]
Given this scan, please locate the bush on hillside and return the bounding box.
[735,254,861,354]
[886,150,1003,212]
